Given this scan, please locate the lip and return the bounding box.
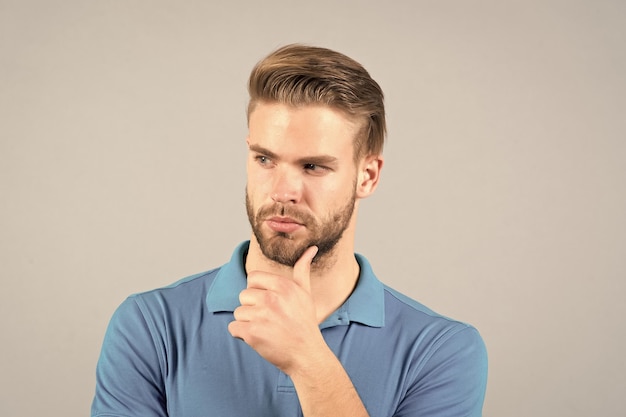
[266,216,304,234]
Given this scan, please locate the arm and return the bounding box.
[289,343,369,417]
[228,247,370,416]
[91,298,168,417]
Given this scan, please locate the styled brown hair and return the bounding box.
[247,44,386,158]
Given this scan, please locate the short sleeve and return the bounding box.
[395,325,488,417]
[91,297,168,417]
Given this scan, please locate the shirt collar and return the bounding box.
[206,242,249,313]
[206,241,385,328]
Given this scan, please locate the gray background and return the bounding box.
[1,1,625,416]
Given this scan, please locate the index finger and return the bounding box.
[292,246,318,292]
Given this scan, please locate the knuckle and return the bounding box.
[239,289,250,304]
[263,290,279,306]
[227,320,238,336]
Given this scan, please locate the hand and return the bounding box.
[228,246,325,374]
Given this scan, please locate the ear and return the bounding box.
[356,154,384,199]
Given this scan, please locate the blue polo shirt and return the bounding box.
[92,242,487,417]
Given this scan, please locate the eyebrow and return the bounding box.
[248,144,339,166]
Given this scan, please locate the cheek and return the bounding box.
[305,175,356,210]
[246,166,271,193]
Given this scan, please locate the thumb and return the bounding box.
[292,246,318,292]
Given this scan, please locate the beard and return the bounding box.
[245,188,356,267]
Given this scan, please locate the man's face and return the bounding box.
[245,102,362,267]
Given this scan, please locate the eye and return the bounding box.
[303,163,329,175]
[254,155,273,167]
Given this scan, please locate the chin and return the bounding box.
[260,235,310,266]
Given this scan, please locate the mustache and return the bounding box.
[256,204,314,224]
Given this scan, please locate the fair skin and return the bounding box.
[228,101,383,417]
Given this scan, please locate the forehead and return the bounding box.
[247,102,361,158]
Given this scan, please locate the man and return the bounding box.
[92,44,488,417]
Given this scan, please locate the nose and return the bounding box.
[270,166,302,204]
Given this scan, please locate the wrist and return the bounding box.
[288,344,339,387]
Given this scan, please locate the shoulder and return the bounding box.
[381,286,488,413]
[93,270,223,417]
[382,284,464,326]
[382,284,487,360]
[131,267,219,305]
[111,267,222,328]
